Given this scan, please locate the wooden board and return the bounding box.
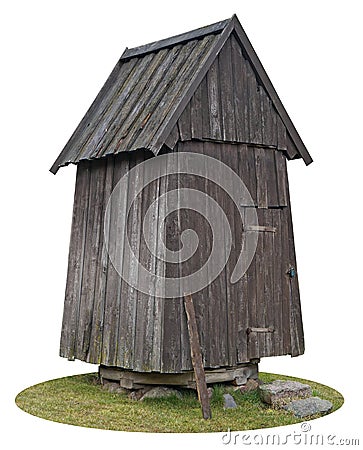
[183,294,212,419]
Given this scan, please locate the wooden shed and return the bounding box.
[51,15,312,387]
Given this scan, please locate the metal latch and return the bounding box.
[247,326,275,334]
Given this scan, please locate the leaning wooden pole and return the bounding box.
[183,294,212,420]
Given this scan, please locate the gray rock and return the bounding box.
[284,397,333,418]
[259,380,312,406]
[223,393,237,409]
[102,380,129,394]
[140,386,182,401]
[237,378,259,393]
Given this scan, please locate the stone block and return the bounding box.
[259,380,312,406]
[284,397,333,418]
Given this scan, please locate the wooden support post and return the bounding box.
[183,294,212,420]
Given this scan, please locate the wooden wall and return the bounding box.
[59,32,305,373]
[60,141,304,372]
[165,34,299,161]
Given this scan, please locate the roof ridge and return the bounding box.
[121,17,232,60]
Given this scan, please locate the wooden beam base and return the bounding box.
[99,362,259,390]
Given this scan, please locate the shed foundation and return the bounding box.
[99,362,259,390]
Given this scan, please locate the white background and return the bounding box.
[1,1,362,449]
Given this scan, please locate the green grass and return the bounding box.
[15,372,343,433]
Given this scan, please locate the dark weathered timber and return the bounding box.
[206,58,222,140]
[262,209,275,356]
[265,149,279,207]
[190,79,203,139]
[271,208,283,355]
[161,151,182,373]
[165,123,180,150]
[231,35,247,142]
[60,161,90,360]
[121,18,229,60]
[76,159,107,360]
[223,143,241,366]
[255,147,268,208]
[178,101,191,141]
[255,208,267,356]
[247,61,262,144]
[219,38,236,142]
[275,150,288,207]
[87,156,114,363]
[184,294,212,420]
[279,206,292,354]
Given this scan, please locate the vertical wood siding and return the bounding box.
[60,141,304,371]
[60,33,304,372]
[175,34,297,158]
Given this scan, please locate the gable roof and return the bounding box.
[50,15,312,174]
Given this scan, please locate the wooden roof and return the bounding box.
[50,15,312,174]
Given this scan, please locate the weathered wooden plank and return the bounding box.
[165,123,180,150]
[76,159,107,360]
[184,294,212,420]
[272,208,283,355]
[60,161,90,360]
[121,18,229,60]
[200,142,220,367]
[261,89,273,146]
[275,150,288,207]
[218,37,236,141]
[286,133,299,160]
[221,143,240,366]
[254,147,268,208]
[161,149,182,373]
[280,206,291,354]
[246,232,259,360]
[203,142,228,367]
[101,154,129,366]
[190,79,203,139]
[100,362,258,386]
[265,148,279,207]
[230,34,247,142]
[124,151,147,370]
[262,208,275,356]
[149,152,168,372]
[178,101,192,141]
[82,54,155,159]
[271,105,278,148]
[151,20,236,152]
[247,61,262,144]
[177,141,205,370]
[245,145,257,206]
[132,153,160,372]
[245,225,276,233]
[105,45,187,155]
[255,208,267,357]
[277,115,287,151]
[200,75,210,139]
[145,35,216,149]
[206,58,222,140]
[236,206,249,363]
[87,156,115,363]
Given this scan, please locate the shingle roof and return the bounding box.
[50,15,312,174]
